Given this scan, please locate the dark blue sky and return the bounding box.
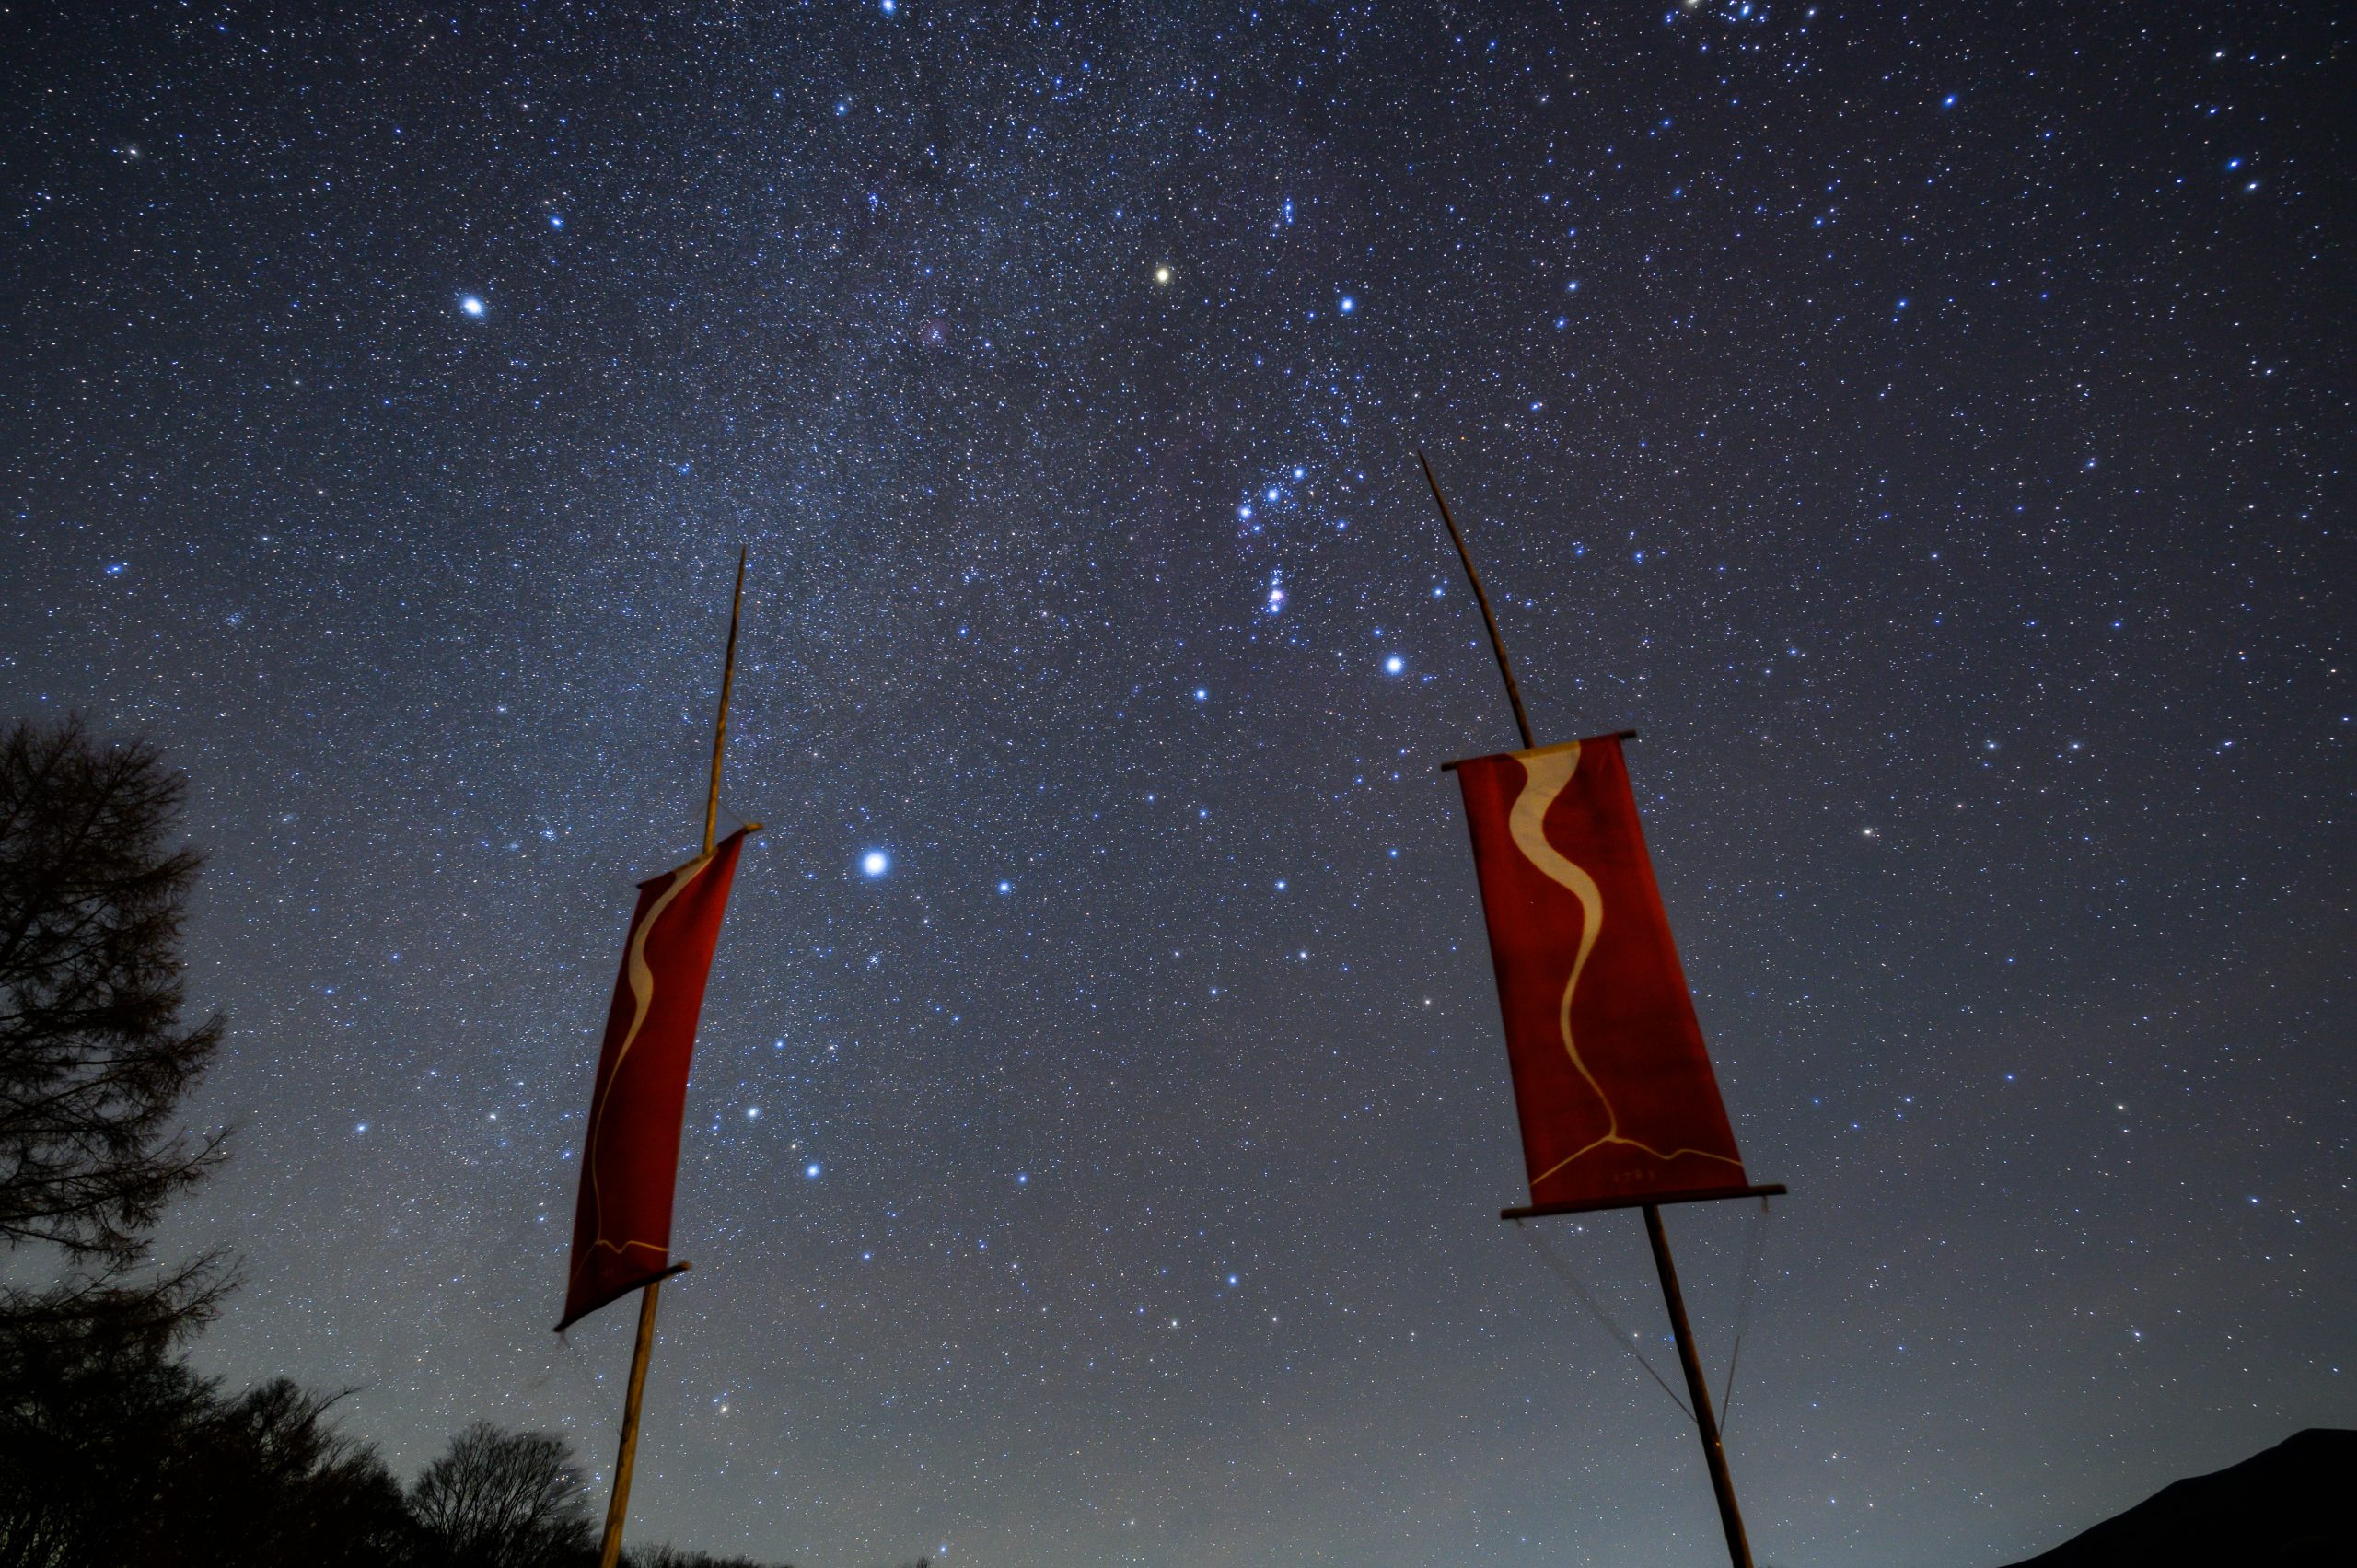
[6,4,2347,1564]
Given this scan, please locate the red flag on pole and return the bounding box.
[1451,734,1749,1212]
[559,828,751,1330]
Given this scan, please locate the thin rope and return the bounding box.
[1716,1194,1773,1434]
[1518,1220,1693,1423]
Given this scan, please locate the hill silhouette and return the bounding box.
[2004,1428,2353,1566]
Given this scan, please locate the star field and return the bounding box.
[4,4,2349,1565]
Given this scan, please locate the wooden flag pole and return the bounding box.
[597,1281,662,1568]
[597,546,749,1568]
[1644,1202,1755,1568]
[704,546,749,858]
[1416,456,1758,1568]
[1418,450,1535,750]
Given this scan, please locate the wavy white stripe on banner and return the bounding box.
[1504,744,1742,1193]
[575,853,711,1281]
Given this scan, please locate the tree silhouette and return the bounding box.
[0,1305,409,1568]
[624,1548,807,1568]
[0,716,228,1332]
[0,1296,207,1565]
[410,1421,597,1568]
[159,1377,414,1567]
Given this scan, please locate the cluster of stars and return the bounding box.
[6,4,2338,1566]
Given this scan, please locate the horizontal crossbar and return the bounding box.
[1440,729,1639,772]
[1500,1182,1787,1222]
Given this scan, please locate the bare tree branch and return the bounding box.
[0,718,230,1331]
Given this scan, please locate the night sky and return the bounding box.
[6,4,2349,1565]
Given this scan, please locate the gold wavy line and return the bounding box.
[1503,741,1741,1196]
[568,850,716,1293]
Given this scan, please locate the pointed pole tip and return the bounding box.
[1416,451,1537,751]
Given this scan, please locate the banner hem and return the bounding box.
[1500,1182,1786,1221]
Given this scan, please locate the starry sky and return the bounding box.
[5,4,2349,1565]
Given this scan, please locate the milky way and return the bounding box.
[5,5,2347,1564]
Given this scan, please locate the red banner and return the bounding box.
[1452,736,1748,1211]
[559,829,750,1330]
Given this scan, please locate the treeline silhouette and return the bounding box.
[0,720,895,1568]
[1,1295,795,1566]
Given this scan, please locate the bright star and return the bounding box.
[459,295,485,317]
[1385,655,1405,675]
[997,879,1013,894]
[1193,688,1208,702]
[805,1162,821,1179]
[1154,264,1172,285]
[1338,296,1355,313]
[861,850,889,877]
